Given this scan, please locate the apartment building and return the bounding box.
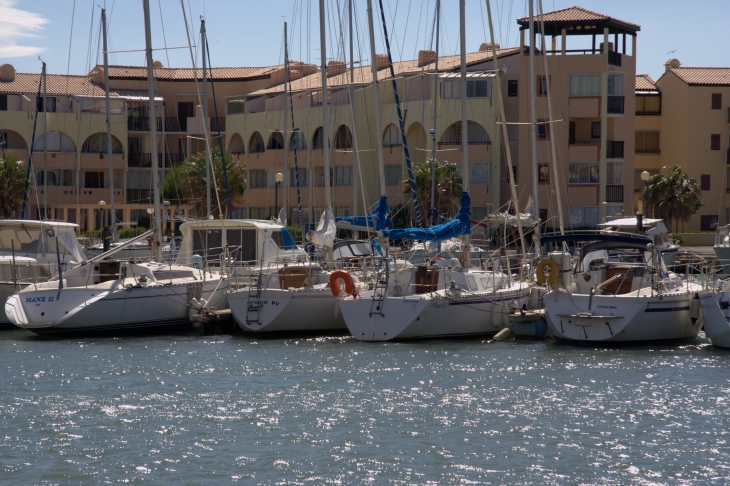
[0,60,304,230]
[632,73,662,213]
[225,47,520,227]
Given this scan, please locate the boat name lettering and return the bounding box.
[596,305,617,309]
[247,300,279,306]
[26,296,53,304]
[431,301,448,308]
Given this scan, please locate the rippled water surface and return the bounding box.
[1,330,729,484]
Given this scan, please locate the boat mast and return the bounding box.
[459,0,470,271]
[528,0,541,243]
[348,0,359,222]
[143,0,163,261]
[282,22,289,223]
[201,19,211,218]
[430,0,440,227]
[42,62,47,219]
[102,8,117,241]
[366,0,387,205]
[318,0,332,215]
[485,0,527,258]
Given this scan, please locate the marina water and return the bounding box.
[1,330,729,483]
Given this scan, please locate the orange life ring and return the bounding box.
[430,257,445,265]
[330,270,357,299]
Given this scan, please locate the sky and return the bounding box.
[1,0,729,83]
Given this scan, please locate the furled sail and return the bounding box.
[305,205,336,248]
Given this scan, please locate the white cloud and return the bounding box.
[0,0,48,59]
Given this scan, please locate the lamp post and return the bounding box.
[274,172,284,219]
[640,170,651,218]
[98,200,110,252]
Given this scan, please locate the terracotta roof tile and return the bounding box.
[517,6,640,31]
[0,72,111,97]
[635,74,657,91]
[250,47,520,96]
[97,64,284,81]
[669,67,730,86]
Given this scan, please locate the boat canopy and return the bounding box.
[335,196,391,232]
[0,220,86,263]
[381,192,470,242]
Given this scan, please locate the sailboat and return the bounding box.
[4,0,228,334]
[337,0,529,341]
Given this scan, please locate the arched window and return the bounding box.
[34,131,77,152]
[334,125,352,149]
[290,130,307,151]
[81,133,123,153]
[383,124,401,147]
[0,129,28,150]
[312,127,324,150]
[439,121,490,145]
[228,133,245,154]
[249,132,265,153]
[267,131,284,150]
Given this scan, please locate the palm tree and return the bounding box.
[0,153,28,218]
[403,160,463,222]
[162,149,246,218]
[645,165,704,232]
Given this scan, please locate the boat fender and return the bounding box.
[536,259,559,286]
[493,328,512,342]
[330,270,357,299]
[690,293,701,324]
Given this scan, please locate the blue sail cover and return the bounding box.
[336,195,390,231]
[381,192,471,241]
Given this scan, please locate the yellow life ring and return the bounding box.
[536,258,559,286]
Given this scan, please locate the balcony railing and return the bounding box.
[164,117,182,132]
[606,184,624,203]
[211,117,225,132]
[128,117,162,132]
[607,96,624,114]
[128,153,152,167]
[606,141,624,159]
[126,189,152,203]
[608,51,622,67]
[159,153,186,167]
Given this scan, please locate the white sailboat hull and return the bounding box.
[699,291,730,349]
[339,287,529,342]
[544,291,700,343]
[5,278,228,334]
[229,287,346,333]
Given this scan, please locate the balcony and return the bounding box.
[164,117,183,132]
[606,141,624,159]
[159,153,186,167]
[128,153,152,167]
[606,184,624,203]
[608,51,622,67]
[607,96,624,114]
[126,189,152,204]
[128,117,162,132]
[186,116,226,134]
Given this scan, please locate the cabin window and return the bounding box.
[153,270,194,280]
[712,93,722,110]
[193,229,223,261]
[226,229,257,262]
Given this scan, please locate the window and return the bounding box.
[568,162,599,184]
[290,131,307,151]
[335,126,352,149]
[249,169,267,188]
[249,132,265,153]
[34,131,77,153]
[312,127,324,150]
[538,165,549,183]
[37,96,56,112]
[538,76,548,95]
[711,134,721,150]
[607,73,625,95]
[267,131,284,150]
[289,168,308,186]
[383,124,401,147]
[385,165,402,186]
[441,78,491,99]
[0,94,6,111]
[605,204,624,219]
[712,93,722,110]
[569,206,599,228]
[334,166,352,186]
[607,162,622,185]
[569,74,600,96]
[508,80,518,97]
[537,121,549,140]
[635,131,660,153]
[126,170,152,190]
[591,122,601,139]
[84,171,104,188]
[701,215,718,231]
[636,94,661,115]
[701,174,711,191]
[470,163,490,185]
